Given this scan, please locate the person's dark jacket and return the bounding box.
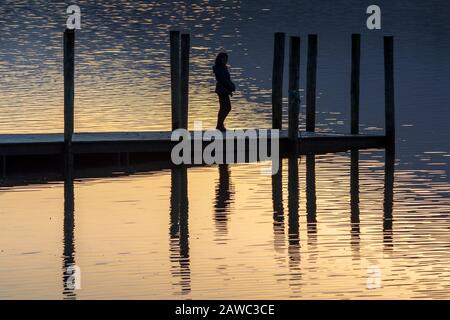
[213,64,236,95]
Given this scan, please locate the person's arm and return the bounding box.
[230,78,236,92]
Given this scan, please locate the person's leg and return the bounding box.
[217,94,231,130]
[222,94,231,122]
[216,94,225,129]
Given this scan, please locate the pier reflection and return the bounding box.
[306,155,317,242]
[270,156,302,292]
[350,149,361,257]
[272,164,285,254]
[267,148,395,288]
[53,147,396,298]
[169,165,191,295]
[287,156,301,291]
[62,152,76,300]
[383,146,395,251]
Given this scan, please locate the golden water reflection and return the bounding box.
[1,150,450,299]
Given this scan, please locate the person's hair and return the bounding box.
[215,52,228,65]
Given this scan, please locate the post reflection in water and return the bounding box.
[287,156,301,290]
[214,164,234,244]
[350,149,361,257]
[272,163,285,253]
[62,151,76,300]
[57,147,395,298]
[383,146,395,250]
[306,155,317,242]
[169,165,191,295]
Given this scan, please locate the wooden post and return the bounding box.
[288,36,300,144]
[64,29,75,145]
[384,36,395,143]
[351,34,360,135]
[272,32,285,129]
[306,34,317,132]
[170,31,181,131]
[180,33,190,130]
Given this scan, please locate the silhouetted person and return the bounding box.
[213,52,236,131]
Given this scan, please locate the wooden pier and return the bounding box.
[0,31,395,174]
[0,130,386,156]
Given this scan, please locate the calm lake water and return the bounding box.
[0,0,449,299]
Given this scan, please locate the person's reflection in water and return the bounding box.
[62,151,76,300]
[287,156,301,293]
[350,150,361,258]
[214,164,234,244]
[272,161,285,254]
[383,146,395,251]
[169,166,191,295]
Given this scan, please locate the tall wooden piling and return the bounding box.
[351,34,361,135]
[306,34,317,132]
[64,29,75,145]
[170,31,181,131]
[272,32,285,129]
[384,36,395,143]
[288,36,300,144]
[180,34,190,129]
